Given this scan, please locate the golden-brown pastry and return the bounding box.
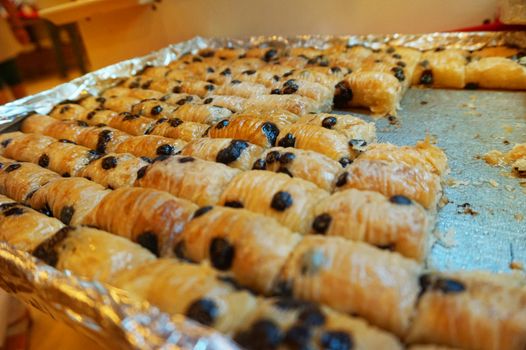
[129,99,177,119]
[103,86,164,100]
[335,159,442,209]
[336,70,403,116]
[49,103,87,120]
[173,80,218,97]
[271,78,334,109]
[180,138,264,170]
[278,235,422,336]
[79,153,149,189]
[23,116,90,143]
[83,187,197,256]
[0,195,65,251]
[1,132,55,163]
[235,297,403,350]
[157,92,202,107]
[238,109,300,128]
[207,114,280,148]
[358,140,449,176]
[107,112,156,136]
[40,140,101,177]
[148,118,209,142]
[407,272,526,350]
[135,155,240,206]
[215,80,268,98]
[173,103,233,124]
[202,95,246,112]
[0,158,60,204]
[177,206,302,294]
[244,94,323,115]
[33,226,155,282]
[412,49,469,89]
[112,259,258,334]
[252,147,343,191]
[76,126,132,153]
[312,188,430,261]
[275,124,354,164]
[100,96,142,114]
[465,56,526,90]
[82,109,118,125]
[288,66,348,87]
[19,113,56,134]
[29,177,110,225]
[113,135,186,158]
[219,170,329,234]
[245,47,282,62]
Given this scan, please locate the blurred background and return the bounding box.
[0,0,499,105]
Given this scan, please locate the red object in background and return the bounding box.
[17,3,39,19]
[451,18,526,32]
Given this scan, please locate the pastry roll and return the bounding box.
[41,140,101,177]
[0,195,64,251]
[49,103,87,120]
[180,138,264,170]
[358,140,449,176]
[157,93,202,107]
[201,95,246,112]
[253,147,342,191]
[25,117,90,143]
[275,124,354,164]
[278,236,422,336]
[239,109,299,128]
[100,86,133,98]
[0,159,60,204]
[215,80,267,98]
[296,113,377,147]
[341,70,402,115]
[465,56,526,90]
[120,75,155,89]
[84,187,197,256]
[108,87,164,101]
[312,188,430,261]
[271,78,334,109]
[130,99,177,119]
[411,49,468,89]
[135,155,241,206]
[33,226,155,282]
[285,67,344,88]
[148,118,209,142]
[144,66,193,80]
[278,55,310,69]
[79,153,149,189]
[173,80,218,97]
[219,170,329,234]
[82,109,118,125]
[114,135,186,158]
[244,94,323,115]
[335,159,442,210]
[29,177,110,225]
[407,272,526,350]
[112,259,257,333]
[173,103,233,124]
[100,96,142,114]
[235,297,403,350]
[211,47,247,60]
[177,206,302,294]
[207,114,280,148]
[1,132,55,163]
[20,114,56,134]
[245,47,282,62]
[107,112,156,136]
[76,126,132,153]
[230,67,283,88]
[227,57,267,73]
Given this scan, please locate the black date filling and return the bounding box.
[271,191,293,211]
[101,156,118,170]
[312,213,332,234]
[209,237,235,270]
[261,122,280,147]
[186,298,218,326]
[419,273,466,298]
[96,130,112,153]
[419,69,434,85]
[277,133,296,148]
[252,159,267,170]
[322,116,337,129]
[216,140,249,164]
[38,154,50,168]
[59,205,75,225]
[32,226,73,267]
[333,81,353,108]
[136,232,160,257]
[234,319,282,350]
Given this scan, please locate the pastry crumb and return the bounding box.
[515,213,524,222]
[504,185,514,192]
[456,203,478,216]
[482,150,505,166]
[433,228,456,248]
[488,179,499,188]
[510,261,524,271]
[445,178,470,187]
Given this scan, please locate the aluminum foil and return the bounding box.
[0,32,525,349]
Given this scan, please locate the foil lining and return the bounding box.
[0,32,525,349]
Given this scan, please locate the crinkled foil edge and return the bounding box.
[0,31,525,349]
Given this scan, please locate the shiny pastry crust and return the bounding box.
[312,188,430,261]
[358,140,449,176]
[23,116,90,143]
[412,49,468,89]
[271,78,334,107]
[20,114,56,134]
[336,70,403,116]
[173,103,233,124]
[335,159,442,209]
[84,187,197,257]
[113,135,186,158]
[285,67,344,88]
[157,92,202,107]
[148,118,209,142]
[0,158,60,204]
[244,94,323,115]
[0,195,64,251]
[207,114,280,148]
[112,259,258,334]
[42,226,156,282]
[130,99,176,119]
[135,155,241,206]
[107,112,156,136]
[202,95,247,112]
[180,138,264,170]
[219,170,329,234]
[407,272,526,350]
[465,56,526,90]
[40,140,100,177]
[104,87,164,100]
[79,153,149,189]
[82,109,118,125]
[1,132,55,163]
[253,147,343,191]
[215,80,267,98]
[178,206,302,294]
[237,109,300,128]
[278,235,422,336]
[76,126,132,153]
[174,80,218,97]
[276,123,353,162]
[49,103,87,120]
[29,177,110,225]
[101,96,142,114]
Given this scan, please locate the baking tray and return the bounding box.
[0,33,525,349]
